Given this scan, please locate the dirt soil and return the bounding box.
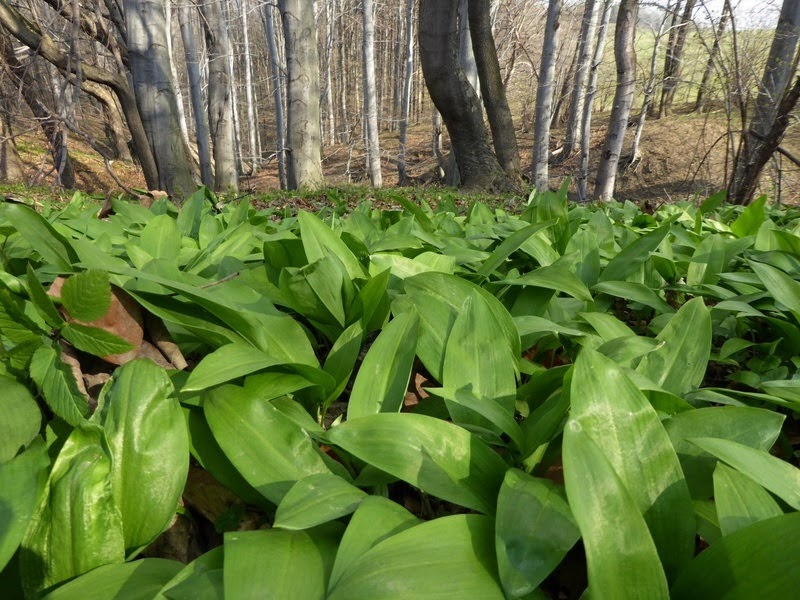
[4,102,799,206]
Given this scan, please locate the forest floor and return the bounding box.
[4,102,800,207]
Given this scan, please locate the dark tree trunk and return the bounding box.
[418,0,511,190]
[694,1,730,112]
[658,0,697,117]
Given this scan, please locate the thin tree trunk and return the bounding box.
[362,0,382,187]
[279,0,324,189]
[262,1,287,189]
[469,0,520,180]
[658,0,697,117]
[432,108,445,179]
[577,0,613,200]
[178,2,213,188]
[165,0,192,160]
[694,1,730,112]
[594,0,638,201]
[458,0,480,96]
[200,0,238,192]
[532,0,562,192]
[398,0,416,185]
[563,0,598,158]
[240,0,260,171]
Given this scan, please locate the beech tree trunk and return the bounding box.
[469,0,520,180]
[362,0,382,188]
[397,0,415,185]
[563,0,598,159]
[199,0,238,192]
[658,0,697,117]
[279,0,324,190]
[124,0,196,196]
[262,1,287,189]
[594,0,638,201]
[419,0,510,190]
[532,0,562,192]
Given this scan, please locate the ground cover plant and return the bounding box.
[2,186,800,598]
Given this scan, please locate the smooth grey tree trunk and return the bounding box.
[398,0,415,184]
[362,0,382,187]
[279,0,324,189]
[178,2,213,188]
[563,0,598,159]
[240,0,260,171]
[594,0,639,201]
[694,1,730,112]
[532,0,562,192]
[469,0,520,180]
[261,2,287,189]
[124,0,196,196]
[419,0,510,190]
[165,0,192,161]
[458,0,480,96]
[199,0,238,192]
[730,0,800,204]
[659,0,698,117]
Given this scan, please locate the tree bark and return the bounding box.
[563,0,598,159]
[532,0,562,192]
[397,0,415,185]
[199,0,238,192]
[362,0,382,187]
[240,0,260,171]
[594,0,638,201]
[694,1,730,112]
[469,0,520,180]
[124,0,196,196]
[261,1,287,189]
[658,0,697,117]
[418,0,510,190]
[279,0,324,190]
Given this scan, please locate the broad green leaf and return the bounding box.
[29,345,88,426]
[570,350,694,580]
[323,322,363,407]
[329,496,419,588]
[61,323,135,357]
[693,499,722,545]
[274,474,366,530]
[0,377,42,463]
[579,311,635,341]
[0,439,48,572]
[730,195,767,238]
[495,469,579,598]
[5,204,77,270]
[751,260,800,322]
[596,335,661,364]
[477,221,556,279]
[690,438,800,510]
[348,311,418,419]
[184,343,282,392]
[636,297,711,395]
[298,211,366,280]
[280,255,348,329]
[155,547,223,600]
[176,187,212,239]
[140,214,182,260]
[599,223,670,283]
[664,407,784,498]
[562,420,670,599]
[26,264,63,327]
[713,463,782,537]
[501,264,593,302]
[205,384,331,505]
[592,280,674,314]
[42,559,184,600]
[327,515,504,600]
[326,413,507,514]
[759,379,800,407]
[21,425,125,596]
[671,513,800,599]
[224,528,337,600]
[687,234,726,286]
[443,292,517,428]
[93,360,189,555]
[60,270,112,322]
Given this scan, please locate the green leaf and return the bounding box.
[298,211,366,280]
[42,559,184,600]
[140,214,182,261]
[274,474,367,530]
[751,260,800,322]
[713,462,782,537]
[323,322,363,407]
[61,323,135,357]
[60,270,112,322]
[93,360,189,555]
[26,264,64,328]
[348,311,418,419]
[5,204,77,270]
[156,547,223,600]
[477,221,556,279]
[562,419,669,599]
[326,413,507,514]
[29,345,88,426]
[21,425,125,596]
[671,513,800,599]
[205,384,331,505]
[689,437,800,510]
[599,223,670,282]
[664,407,783,499]
[500,264,593,302]
[328,496,420,589]
[495,469,579,598]
[687,234,726,286]
[184,343,282,392]
[327,515,504,600]
[0,376,42,464]
[636,297,711,395]
[592,280,675,314]
[730,195,767,238]
[224,528,337,600]
[570,349,694,580]
[0,439,49,572]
